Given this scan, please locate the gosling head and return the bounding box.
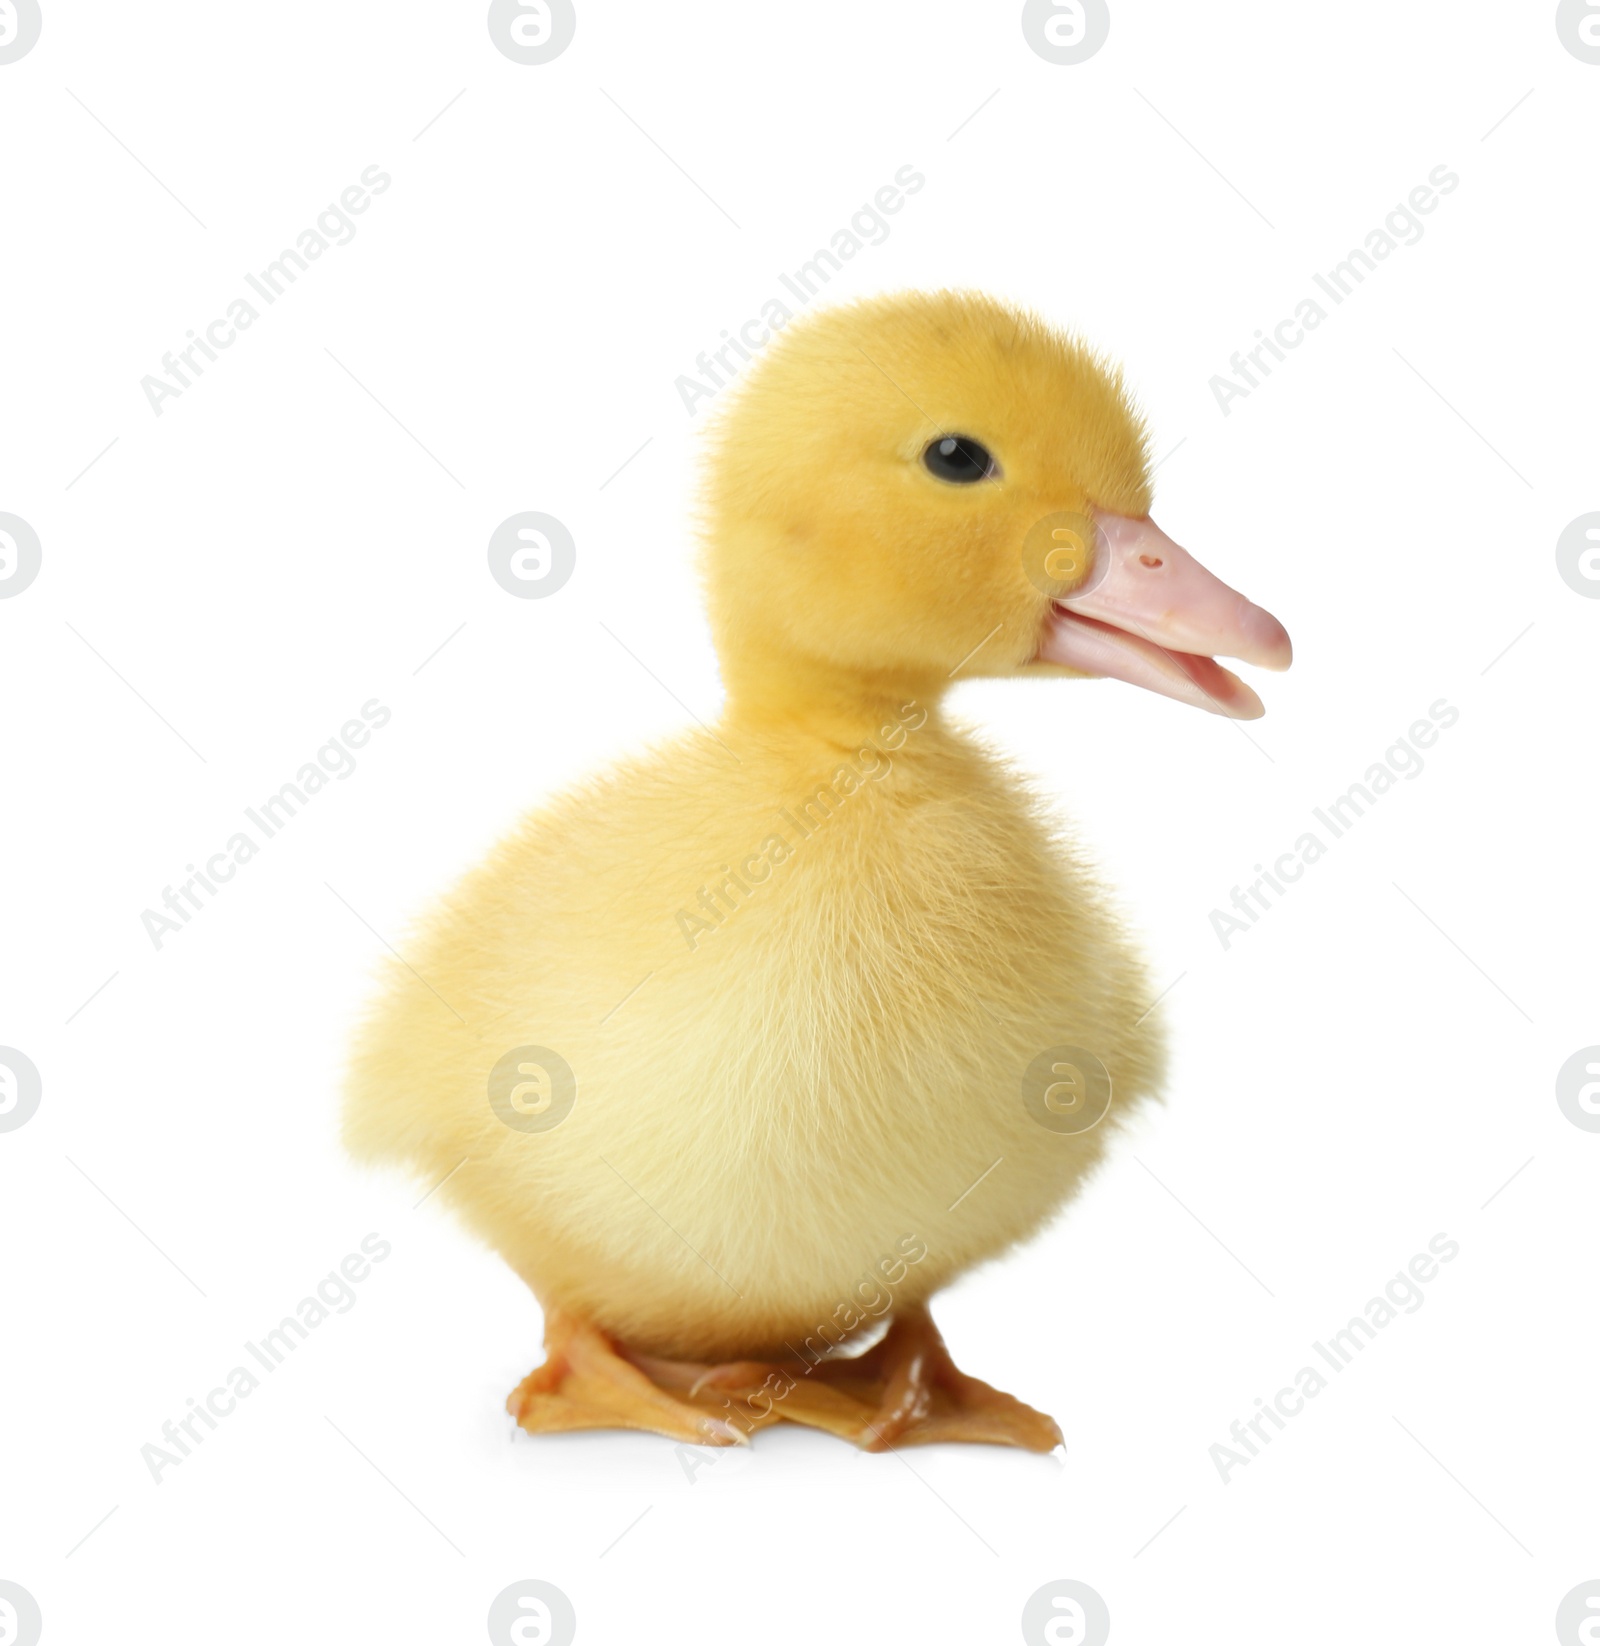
[703,289,1291,722]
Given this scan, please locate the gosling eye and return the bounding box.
[923,434,997,484]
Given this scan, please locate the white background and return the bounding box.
[3,3,1597,1642]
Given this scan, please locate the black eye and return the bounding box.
[923,434,996,484]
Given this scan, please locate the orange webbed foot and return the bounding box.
[816,1305,1064,1453]
[508,1305,1062,1454]
[509,1309,752,1445]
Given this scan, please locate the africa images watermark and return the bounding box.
[674,164,926,416]
[1209,164,1460,416]
[140,699,391,948]
[1209,698,1459,950]
[140,1233,391,1484]
[139,164,392,416]
[1210,1232,1459,1484]
[674,700,928,950]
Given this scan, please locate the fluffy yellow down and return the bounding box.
[343,290,1166,1362]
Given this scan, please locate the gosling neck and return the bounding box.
[718,649,950,753]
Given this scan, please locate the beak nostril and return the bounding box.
[1138,555,1163,569]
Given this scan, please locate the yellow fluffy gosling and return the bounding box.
[343,291,1292,1451]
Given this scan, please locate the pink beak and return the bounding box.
[1037,513,1292,719]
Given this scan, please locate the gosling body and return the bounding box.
[345,710,1162,1362]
